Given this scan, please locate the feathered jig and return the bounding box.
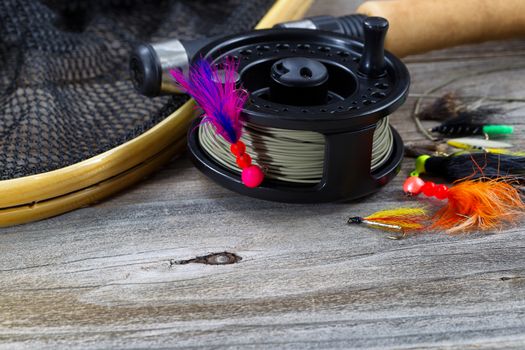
[417,92,463,122]
[170,58,264,188]
[348,207,429,233]
[431,179,525,234]
[403,175,525,234]
[417,92,511,137]
[170,58,247,144]
[417,92,502,124]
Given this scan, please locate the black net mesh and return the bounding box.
[0,0,275,180]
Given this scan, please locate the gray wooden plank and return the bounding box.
[2,0,525,349]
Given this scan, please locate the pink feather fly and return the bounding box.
[170,58,247,144]
[170,58,265,188]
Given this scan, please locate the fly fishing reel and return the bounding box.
[184,17,409,202]
[130,17,410,203]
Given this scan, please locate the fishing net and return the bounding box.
[0,0,274,180]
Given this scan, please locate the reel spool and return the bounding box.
[186,17,410,203]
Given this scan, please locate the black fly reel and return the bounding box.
[187,17,410,203]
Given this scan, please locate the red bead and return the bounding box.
[434,184,450,200]
[230,141,246,157]
[403,176,426,195]
[236,153,252,169]
[241,165,264,188]
[421,181,436,197]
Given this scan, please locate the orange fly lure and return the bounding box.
[431,178,525,234]
[403,176,525,234]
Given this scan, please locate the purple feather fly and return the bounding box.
[170,58,247,144]
[170,58,265,188]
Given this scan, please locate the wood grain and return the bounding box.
[2,0,525,349]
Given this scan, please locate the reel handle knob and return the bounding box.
[359,16,388,78]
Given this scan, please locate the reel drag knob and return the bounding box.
[359,16,388,78]
[270,57,329,106]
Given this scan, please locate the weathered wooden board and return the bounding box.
[2,0,525,349]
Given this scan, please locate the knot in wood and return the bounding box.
[170,252,242,266]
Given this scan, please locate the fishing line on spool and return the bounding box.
[199,116,393,184]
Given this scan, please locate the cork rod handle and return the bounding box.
[357,0,525,57]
